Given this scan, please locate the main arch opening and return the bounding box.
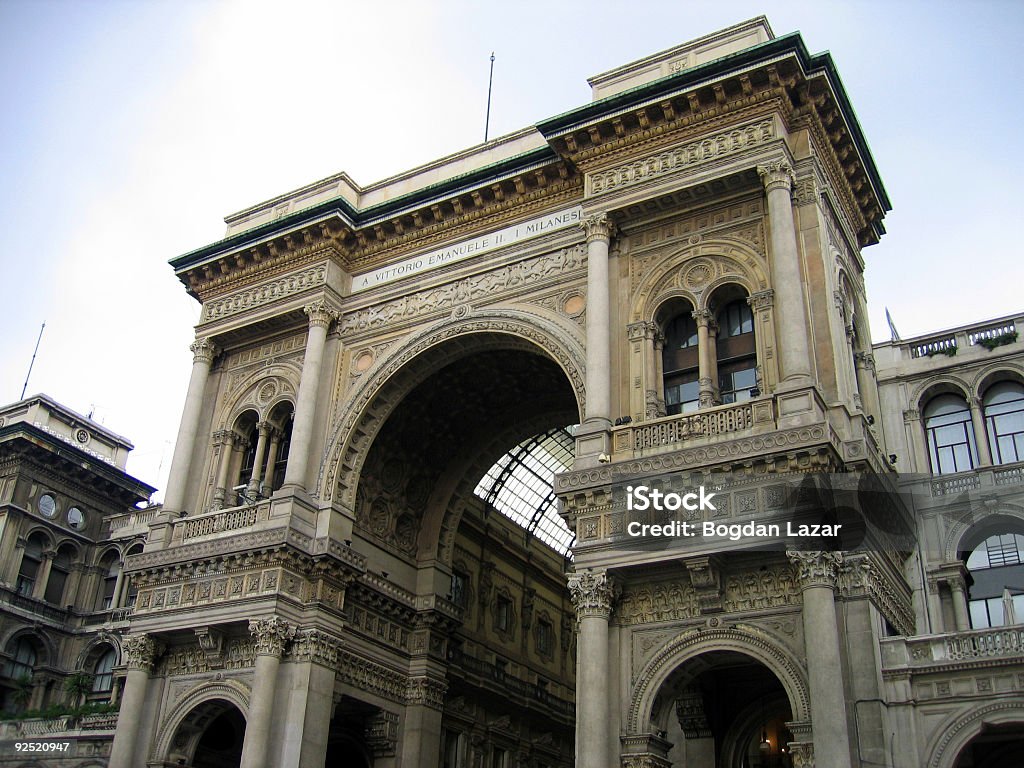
[345,331,582,766]
[166,698,246,768]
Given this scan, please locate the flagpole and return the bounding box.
[484,52,495,142]
[20,322,46,400]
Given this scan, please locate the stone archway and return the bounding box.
[927,699,1024,768]
[163,698,246,768]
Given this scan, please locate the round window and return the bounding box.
[38,493,57,518]
[67,507,85,530]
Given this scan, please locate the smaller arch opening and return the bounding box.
[711,285,757,405]
[961,515,1024,629]
[982,381,1024,466]
[657,297,699,415]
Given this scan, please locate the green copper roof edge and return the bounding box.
[169,145,558,272]
[537,31,890,216]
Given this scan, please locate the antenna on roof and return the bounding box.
[484,52,496,142]
[20,322,46,400]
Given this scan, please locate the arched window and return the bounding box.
[984,381,1024,465]
[661,301,699,415]
[44,544,75,605]
[267,402,294,493]
[966,533,1024,628]
[4,637,37,681]
[16,534,47,597]
[122,544,143,608]
[91,647,117,695]
[924,394,977,474]
[716,297,757,404]
[97,552,120,610]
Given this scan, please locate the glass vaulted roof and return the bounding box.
[474,426,576,557]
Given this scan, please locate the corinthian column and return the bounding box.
[164,338,219,513]
[108,634,163,768]
[240,617,295,768]
[759,162,812,385]
[693,309,718,407]
[245,421,272,497]
[282,301,338,491]
[581,213,614,427]
[567,571,617,768]
[788,551,852,768]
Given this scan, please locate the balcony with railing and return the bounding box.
[612,395,777,457]
[0,584,69,624]
[882,625,1024,675]
[447,646,575,720]
[103,504,161,538]
[903,459,1024,508]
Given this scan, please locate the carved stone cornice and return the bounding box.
[757,160,795,195]
[365,710,399,757]
[249,616,295,657]
[304,299,340,330]
[675,685,712,738]
[581,212,614,244]
[567,571,618,620]
[123,634,163,672]
[290,628,342,666]
[787,551,842,589]
[190,338,219,365]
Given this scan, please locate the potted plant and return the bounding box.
[63,671,93,708]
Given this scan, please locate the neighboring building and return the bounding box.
[0,394,154,761]
[3,16,1024,768]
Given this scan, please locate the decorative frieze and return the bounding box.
[337,245,585,336]
[567,571,618,619]
[200,264,328,323]
[588,119,776,196]
[249,616,295,657]
[336,649,407,704]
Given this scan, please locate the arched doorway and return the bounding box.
[330,328,583,766]
[648,650,797,768]
[167,699,246,768]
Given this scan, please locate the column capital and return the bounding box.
[580,212,615,244]
[256,420,273,437]
[567,570,618,619]
[249,616,295,657]
[212,429,237,447]
[853,351,876,372]
[189,338,219,365]
[787,551,843,589]
[788,742,815,768]
[405,675,448,710]
[757,160,795,194]
[748,289,775,311]
[902,408,920,422]
[627,320,658,341]
[304,299,340,330]
[122,633,163,671]
[290,628,341,666]
[691,308,714,327]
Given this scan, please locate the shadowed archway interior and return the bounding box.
[353,342,579,563]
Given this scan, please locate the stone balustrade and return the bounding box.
[882,625,1024,671]
[613,396,775,455]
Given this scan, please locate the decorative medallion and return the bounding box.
[257,380,279,404]
[75,428,90,444]
[354,351,375,372]
[563,293,586,317]
[684,261,715,289]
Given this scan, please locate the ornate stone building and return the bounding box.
[4,15,1024,768]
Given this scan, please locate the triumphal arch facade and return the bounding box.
[110,17,911,768]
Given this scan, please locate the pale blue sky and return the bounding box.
[2,0,1022,494]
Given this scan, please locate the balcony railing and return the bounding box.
[878,312,1023,362]
[0,585,69,623]
[167,500,271,545]
[883,625,1024,672]
[914,460,1024,502]
[613,396,775,454]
